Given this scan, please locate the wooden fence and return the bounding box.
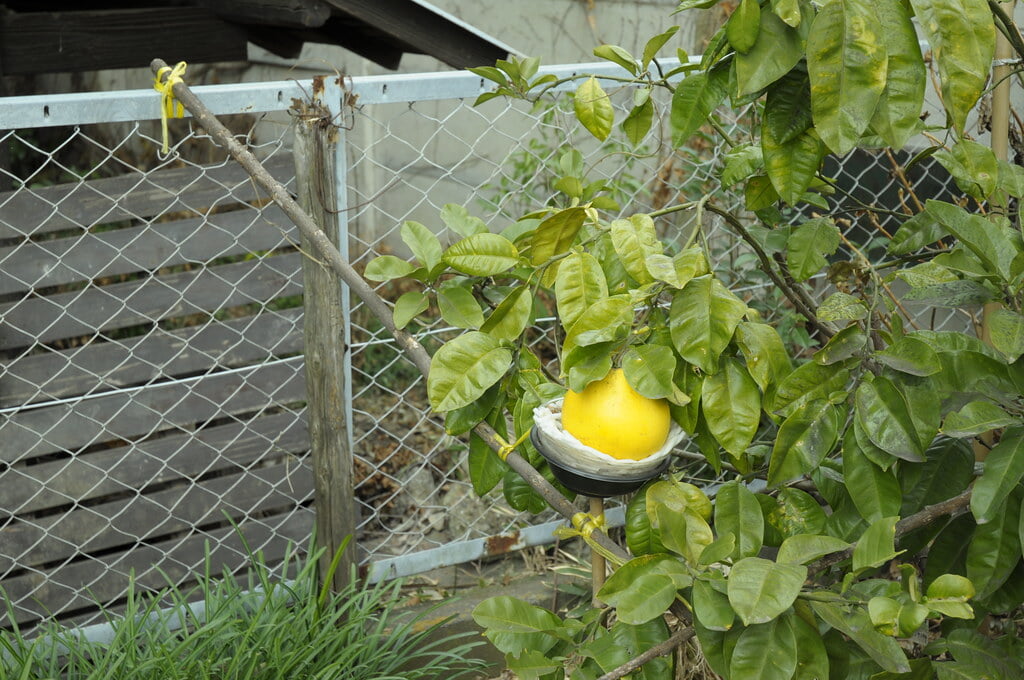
[0,149,316,627]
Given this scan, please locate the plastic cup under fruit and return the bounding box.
[531,398,685,498]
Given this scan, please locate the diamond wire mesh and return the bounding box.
[0,68,968,629]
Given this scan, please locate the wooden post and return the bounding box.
[590,496,605,606]
[293,88,355,592]
[976,2,1016,461]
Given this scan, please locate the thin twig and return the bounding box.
[596,626,696,680]
[704,202,836,339]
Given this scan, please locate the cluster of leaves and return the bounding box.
[367,0,1024,676]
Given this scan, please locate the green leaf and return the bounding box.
[868,0,926,148]
[502,466,548,513]
[768,488,828,538]
[763,124,826,206]
[810,601,910,673]
[843,427,902,522]
[942,401,1019,438]
[626,483,667,556]
[787,218,840,282]
[730,613,798,680]
[564,342,615,392]
[468,431,506,495]
[585,619,673,680]
[443,233,519,276]
[854,377,927,462]
[888,211,945,255]
[721,143,764,187]
[988,308,1024,362]
[437,283,484,329]
[611,214,661,285]
[853,516,902,572]
[727,0,761,54]
[777,533,850,564]
[925,574,976,619]
[868,596,901,636]
[875,336,941,376]
[771,359,851,417]
[792,613,830,680]
[703,359,762,456]
[401,220,443,270]
[644,247,708,289]
[971,427,1024,524]
[622,344,676,400]
[364,254,416,282]
[745,174,781,210]
[562,294,633,359]
[555,251,608,331]
[770,0,802,26]
[392,290,428,329]
[728,557,807,626]
[902,279,995,307]
[669,275,749,374]
[531,207,586,265]
[693,577,735,631]
[440,203,488,237]
[574,76,614,141]
[807,0,887,154]
[642,26,680,69]
[769,398,842,486]
[473,596,564,635]
[908,0,995,132]
[967,489,1023,598]
[592,44,638,75]
[621,98,655,146]
[818,291,868,322]
[935,140,999,200]
[998,160,1024,199]
[925,199,1019,284]
[714,481,765,560]
[764,68,813,145]
[735,321,793,392]
[506,650,560,680]
[427,331,512,411]
[480,285,533,341]
[735,7,805,95]
[598,554,692,624]
[815,324,868,365]
[670,67,729,147]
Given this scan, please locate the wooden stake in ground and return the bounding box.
[589,496,605,605]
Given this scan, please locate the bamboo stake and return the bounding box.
[589,496,606,605]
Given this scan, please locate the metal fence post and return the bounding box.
[293,77,356,591]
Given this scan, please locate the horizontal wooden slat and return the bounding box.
[0,154,293,240]
[0,251,303,350]
[0,460,314,572]
[2,508,314,626]
[0,204,297,296]
[0,359,307,463]
[0,410,308,515]
[1,307,303,407]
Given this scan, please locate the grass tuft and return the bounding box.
[1,540,487,679]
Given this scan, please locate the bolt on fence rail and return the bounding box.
[0,58,965,632]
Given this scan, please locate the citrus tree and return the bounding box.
[366,0,1024,677]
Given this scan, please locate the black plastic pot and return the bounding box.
[530,428,669,498]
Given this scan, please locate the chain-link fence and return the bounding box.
[0,60,965,631]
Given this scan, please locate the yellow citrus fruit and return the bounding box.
[561,368,671,460]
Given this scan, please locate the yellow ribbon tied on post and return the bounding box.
[553,512,623,567]
[153,61,188,155]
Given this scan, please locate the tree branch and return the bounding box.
[596,626,696,680]
[703,202,835,339]
[810,488,973,575]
